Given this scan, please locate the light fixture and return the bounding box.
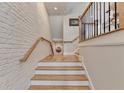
[54,7,58,10]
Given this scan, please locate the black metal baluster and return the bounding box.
[94,3,95,37]
[81,19,83,41]
[84,23,85,40]
[83,17,85,40]
[84,16,86,40]
[115,2,117,29]
[108,2,111,31]
[89,10,90,38]
[89,5,92,38]
[100,2,102,34]
[88,12,89,39]
[104,2,105,33]
[88,7,90,39]
[97,2,98,36]
[91,4,93,38]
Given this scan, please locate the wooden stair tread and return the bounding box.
[35,66,84,70]
[31,75,88,81]
[29,85,90,90]
[40,55,80,62]
[40,61,81,62]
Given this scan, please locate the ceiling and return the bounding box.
[44,2,87,15]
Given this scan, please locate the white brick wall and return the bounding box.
[0,2,52,89]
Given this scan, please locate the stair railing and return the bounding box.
[20,37,54,62]
[79,2,124,42]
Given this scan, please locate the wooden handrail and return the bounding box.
[80,2,93,19]
[79,27,124,42]
[41,37,54,55]
[20,37,54,62]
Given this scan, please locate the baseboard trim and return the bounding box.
[80,55,95,90]
[63,52,74,55]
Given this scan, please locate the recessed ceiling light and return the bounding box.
[54,7,58,10]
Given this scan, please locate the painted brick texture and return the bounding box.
[0,2,51,89]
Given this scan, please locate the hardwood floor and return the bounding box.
[30,85,90,90]
[41,55,80,62]
[35,66,84,70]
[31,75,88,81]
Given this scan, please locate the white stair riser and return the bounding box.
[34,70,86,75]
[38,62,82,66]
[31,80,89,86]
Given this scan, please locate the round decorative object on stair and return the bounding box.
[56,46,61,53]
[53,43,63,55]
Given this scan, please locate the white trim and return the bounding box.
[80,55,95,90]
[52,38,63,42]
[35,70,85,75]
[79,42,124,47]
[63,52,74,55]
[38,62,82,66]
[31,80,89,86]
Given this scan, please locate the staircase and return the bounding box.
[29,55,90,90]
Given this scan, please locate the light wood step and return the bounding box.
[40,55,80,62]
[31,75,88,81]
[40,61,81,62]
[35,66,84,70]
[29,85,90,90]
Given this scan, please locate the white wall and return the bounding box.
[69,3,88,16]
[63,15,79,55]
[49,16,63,40]
[63,15,79,41]
[63,3,88,41]
[79,30,124,89]
[36,3,51,41]
[63,2,88,54]
[64,38,79,55]
[0,2,52,89]
[63,9,81,55]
